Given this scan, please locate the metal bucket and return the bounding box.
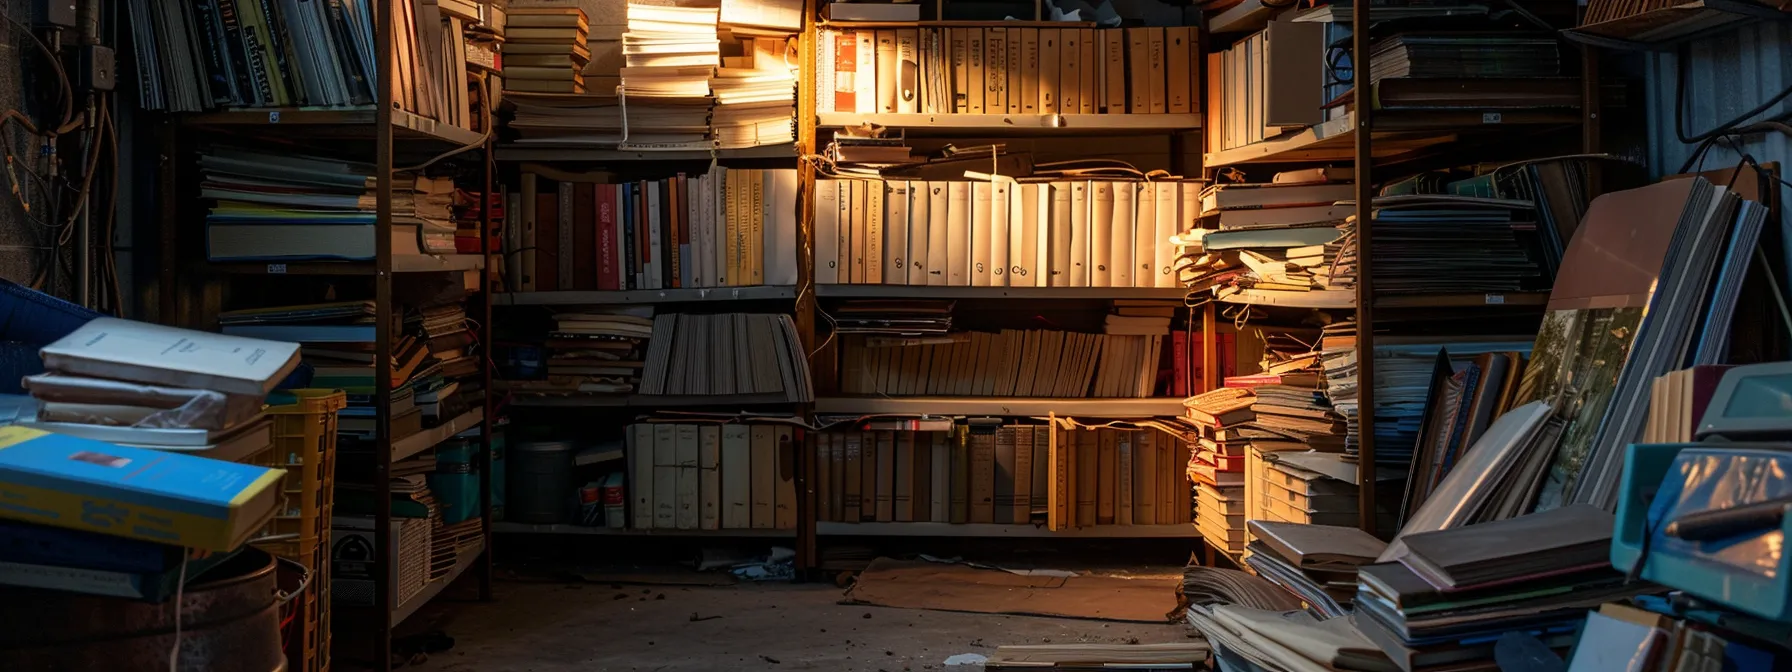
[508,439,576,523]
[0,546,288,671]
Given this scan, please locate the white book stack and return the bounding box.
[620,4,722,149]
[710,65,796,149]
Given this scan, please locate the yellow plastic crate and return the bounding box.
[251,389,346,672]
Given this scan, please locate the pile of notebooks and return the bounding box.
[619,4,721,149]
[542,310,653,395]
[1181,387,1253,554]
[19,317,300,463]
[1366,33,1561,86]
[638,313,812,402]
[1243,520,1385,619]
[626,422,800,530]
[812,26,1201,116]
[710,37,797,149]
[837,327,1171,398]
[201,148,459,262]
[1353,505,1656,671]
[503,8,592,93]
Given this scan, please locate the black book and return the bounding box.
[191,0,238,106]
[255,0,303,105]
[322,0,374,104]
[214,0,261,105]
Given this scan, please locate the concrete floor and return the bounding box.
[413,581,1192,672]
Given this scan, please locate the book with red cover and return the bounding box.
[596,185,619,290]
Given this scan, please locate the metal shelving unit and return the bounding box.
[814,285,1190,300]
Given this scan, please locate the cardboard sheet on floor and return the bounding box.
[572,567,737,586]
[844,558,1176,622]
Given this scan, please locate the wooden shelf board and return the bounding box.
[815,285,1187,300]
[391,539,484,627]
[1211,289,1549,310]
[507,393,798,408]
[817,113,1200,133]
[497,286,797,305]
[1204,110,1580,167]
[209,255,486,276]
[820,20,1095,28]
[493,522,796,537]
[393,408,484,462]
[818,522,1200,538]
[184,108,485,146]
[813,396,1185,417]
[496,143,797,162]
[1563,0,1790,51]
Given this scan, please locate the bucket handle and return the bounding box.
[273,556,313,606]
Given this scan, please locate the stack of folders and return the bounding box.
[202,148,457,262]
[813,26,1201,115]
[507,168,799,293]
[1403,348,1530,521]
[837,327,1170,398]
[504,94,626,145]
[1352,505,1656,672]
[504,8,592,93]
[816,424,1191,528]
[1182,387,1252,552]
[638,313,812,402]
[814,179,1198,288]
[624,423,800,531]
[1250,453,1360,529]
[620,4,721,149]
[1243,520,1386,618]
[710,37,797,149]
[21,318,300,464]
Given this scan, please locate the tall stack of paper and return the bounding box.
[620,4,722,149]
[710,64,796,148]
[504,8,593,93]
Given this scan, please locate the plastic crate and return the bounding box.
[250,389,346,672]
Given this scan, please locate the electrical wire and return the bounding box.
[396,76,494,173]
[0,12,75,132]
[1675,43,1792,146]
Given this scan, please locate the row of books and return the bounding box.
[505,168,799,293]
[639,312,813,402]
[815,179,1199,288]
[816,425,1193,527]
[127,0,481,128]
[837,328,1170,399]
[814,27,1201,116]
[202,148,457,262]
[624,423,799,530]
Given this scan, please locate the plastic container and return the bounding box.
[429,434,480,526]
[507,440,575,524]
[1612,442,1792,622]
[250,388,346,672]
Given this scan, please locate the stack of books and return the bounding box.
[503,93,625,145]
[638,312,813,402]
[1180,387,1253,553]
[545,311,653,395]
[19,317,299,463]
[1247,385,1346,453]
[829,300,954,336]
[710,66,796,149]
[406,300,480,422]
[1243,520,1385,618]
[620,4,722,149]
[503,8,592,93]
[625,422,800,530]
[201,148,459,262]
[1353,505,1654,670]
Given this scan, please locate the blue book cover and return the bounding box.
[0,427,284,550]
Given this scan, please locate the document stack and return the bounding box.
[1181,387,1253,554]
[710,45,797,149]
[620,4,722,149]
[1243,520,1385,618]
[503,8,592,93]
[20,317,300,464]
[504,93,626,145]
[1192,179,1356,307]
[201,148,458,262]
[1354,505,1653,671]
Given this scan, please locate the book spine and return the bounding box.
[558,181,575,290]
[949,425,969,523]
[229,0,276,105]
[677,174,692,289]
[621,183,637,290]
[833,30,856,113]
[324,0,374,104]
[573,182,596,291]
[597,185,618,291]
[192,0,237,106]
[255,0,300,104]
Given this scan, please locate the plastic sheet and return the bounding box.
[1647,448,1789,581]
[23,373,261,430]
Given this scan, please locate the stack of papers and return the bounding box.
[620,4,721,149]
[201,148,456,261]
[1243,520,1385,618]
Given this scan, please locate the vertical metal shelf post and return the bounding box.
[1351,0,1378,534]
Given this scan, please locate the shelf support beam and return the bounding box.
[1352,0,1379,535]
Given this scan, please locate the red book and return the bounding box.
[572,182,597,291]
[635,181,650,282]
[835,32,857,112]
[668,176,683,288]
[1171,331,1189,397]
[596,184,619,290]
